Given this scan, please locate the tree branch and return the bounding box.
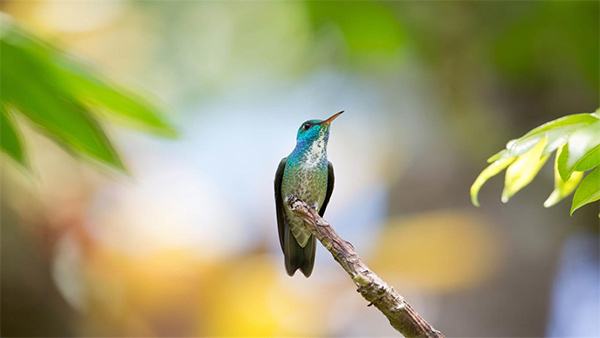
[289,197,445,338]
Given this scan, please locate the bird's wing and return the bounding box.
[275,157,288,251]
[319,161,335,217]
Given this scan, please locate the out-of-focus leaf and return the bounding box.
[54,61,177,138]
[471,156,515,207]
[571,166,600,215]
[574,144,600,172]
[502,137,549,203]
[0,16,177,171]
[544,145,583,208]
[0,105,26,166]
[0,35,124,169]
[557,120,600,180]
[3,19,176,138]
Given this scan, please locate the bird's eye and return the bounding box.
[302,123,311,131]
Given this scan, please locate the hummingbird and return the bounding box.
[274,111,343,277]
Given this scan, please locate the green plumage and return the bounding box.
[274,113,341,277]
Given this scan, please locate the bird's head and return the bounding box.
[295,111,343,146]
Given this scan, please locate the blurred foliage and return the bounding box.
[0,103,24,164]
[0,14,176,171]
[492,1,599,89]
[472,109,600,215]
[306,1,405,62]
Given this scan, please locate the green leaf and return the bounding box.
[0,18,179,172]
[471,156,516,207]
[0,35,124,170]
[571,166,600,215]
[502,113,598,160]
[574,144,600,172]
[544,145,583,208]
[473,109,600,213]
[505,135,545,157]
[54,59,177,138]
[502,137,549,203]
[0,105,26,166]
[3,19,176,139]
[557,120,600,180]
[522,113,597,138]
[487,149,506,163]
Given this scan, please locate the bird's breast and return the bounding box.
[280,161,328,247]
[281,163,328,209]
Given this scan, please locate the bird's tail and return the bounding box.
[284,227,316,277]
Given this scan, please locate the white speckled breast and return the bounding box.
[281,138,328,247]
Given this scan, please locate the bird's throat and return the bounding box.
[293,136,328,169]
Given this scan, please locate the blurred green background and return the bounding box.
[1,1,598,337]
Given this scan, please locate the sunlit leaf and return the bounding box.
[504,136,543,157]
[471,156,516,207]
[570,166,600,215]
[522,113,597,138]
[0,105,26,166]
[544,145,583,208]
[574,144,600,172]
[473,109,600,213]
[487,149,506,163]
[500,113,598,160]
[0,36,124,169]
[502,137,549,203]
[557,120,600,180]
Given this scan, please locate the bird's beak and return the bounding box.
[321,111,344,125]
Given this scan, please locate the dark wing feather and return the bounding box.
[318,161,335,216]
[275,157,287,251]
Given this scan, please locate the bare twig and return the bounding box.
[289,197,445,338]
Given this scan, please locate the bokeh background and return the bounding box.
[1,1,599,337]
